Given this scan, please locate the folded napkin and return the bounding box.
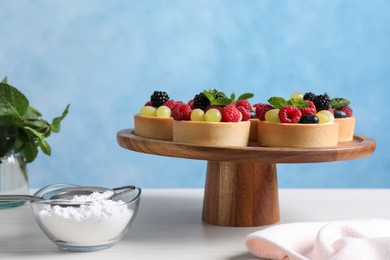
[246,219,390,260]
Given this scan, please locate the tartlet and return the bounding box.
[173,120,250,147]
[335,117,355,142]
[133,114,173,141]
[257,121,339,148]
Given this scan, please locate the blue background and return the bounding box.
[0,0,388,189]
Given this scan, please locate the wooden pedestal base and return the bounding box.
[202,161,280,227]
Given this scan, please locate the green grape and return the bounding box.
[190,108,205,121]
[204,108,222,122]
[290,92,304,102]
[265,109,281,123]
[140,106,157,117]
[316,110,334,124]
[156,105,171,118]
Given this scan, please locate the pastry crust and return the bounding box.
[134,114,173,141]
[257,121,339,148]
[173,120,250,147]
[335,117,355,142]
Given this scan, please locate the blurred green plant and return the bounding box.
[0,76,69,163]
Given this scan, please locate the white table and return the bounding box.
[0,189,389,259]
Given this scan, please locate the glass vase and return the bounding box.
[0,127,29,209]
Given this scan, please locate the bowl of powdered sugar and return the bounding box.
[30,183,141,252]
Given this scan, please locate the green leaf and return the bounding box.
[230,93,236,102]
[0,82,29,119]
[51,104,70,133]
[38,139,51,156]
[23,119,50,137]
[288,99,308,109]
[0,77,69,164]
[268,97,288,109]
[330,98,350,109]
[203,89,231,106]
[23,126,44,140]
[23,142,39,163]
[24,105,42,119]
[0,115,15,126]
[202,89,215,102]
[237,93,254,101]
[210,97,232,106]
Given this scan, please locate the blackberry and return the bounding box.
[299,114,319,124]
[150,91,169,107]
[313,93,330,111]
[303,92,316,102]
[193,92,210,110]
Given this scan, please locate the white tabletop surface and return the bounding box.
[0,189,389,260]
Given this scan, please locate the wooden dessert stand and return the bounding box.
[117,129,376,227]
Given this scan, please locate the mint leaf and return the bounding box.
[211,97,232,106]
[38,139,51,156]
[1,76,8,84]
[202,89,216,102]
[330,98,350,109]
[25,105,42,119]
[0,82,29,119]
[51,104,70,133]
[23,119,49,133]
[288,99,308,109]
[203,89,232,106]
[0,76,69,164]
[268,97,288,109]
[230,93,236,102]
[237,93,254,101]
[201,89,254,106]
[23,141,39,163]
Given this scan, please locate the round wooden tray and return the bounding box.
[117,129,376,227]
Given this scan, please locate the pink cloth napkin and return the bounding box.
[246,219,390,260]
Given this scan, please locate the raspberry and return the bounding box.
[144,101,152,106]
[162,100,177,110]
[175,101,186,107]
[299,100,316,116]
[338,105,353,117]
[235,100,252,110]
[187,99,196,109]
[279,105,302,123]
[255,104,274,121]
[150,91,169,107]
[172,103,192,121]
[328,107,334,115]
[237,106,251,121]
[221,105,241,122]
[253,103,266,110]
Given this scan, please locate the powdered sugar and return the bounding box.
[37,191,133,247]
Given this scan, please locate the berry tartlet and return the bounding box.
[330,97,355,142]
[256,92,339,148]
[172,89,252,147]
[134,91,176,141]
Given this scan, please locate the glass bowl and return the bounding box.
[30,183,141,252]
